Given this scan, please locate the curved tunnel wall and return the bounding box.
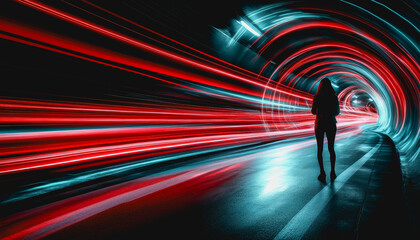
[0,0,418,179]
[214,1,420,163]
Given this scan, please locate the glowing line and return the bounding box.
[239,20,261,36]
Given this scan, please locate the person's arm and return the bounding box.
[334,96,340,116]
[311,96,318,115]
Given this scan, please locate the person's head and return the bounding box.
[316,78,336,96]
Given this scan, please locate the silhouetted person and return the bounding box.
[311,78,340,182]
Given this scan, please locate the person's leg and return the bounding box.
[326,124,337,179]
[315,124,326,178]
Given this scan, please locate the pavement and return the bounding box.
[0,130,412,239]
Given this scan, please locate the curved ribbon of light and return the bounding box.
[223,1,420,161]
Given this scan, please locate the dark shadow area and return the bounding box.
[401,152,420,238]
[302,133,412,239]
[356,133,412,239]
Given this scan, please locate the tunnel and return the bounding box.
[0,0,419,239]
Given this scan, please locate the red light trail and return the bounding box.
[2,0,418,238]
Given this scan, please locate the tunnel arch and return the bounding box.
[214,1,420,161]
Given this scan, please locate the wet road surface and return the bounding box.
[0,130,411,239]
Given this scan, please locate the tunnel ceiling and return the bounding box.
[212,0,420,161]
[0,0,419,174]
[1,1,420,238]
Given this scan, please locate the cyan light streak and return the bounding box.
[224,1,420,163]
[371,0,420,33]
[1,142,252,204]
[1,1,419,238]
[239,20,261,37]
[197,85,310,111]
[341,0,420,54]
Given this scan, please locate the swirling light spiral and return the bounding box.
[0,0,420,238]
[214,1,420,164]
